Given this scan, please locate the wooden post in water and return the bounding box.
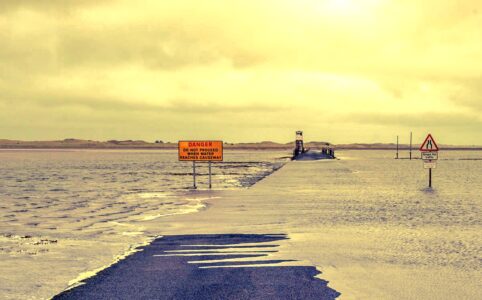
[409,132,412,160]
[396,135,399,159]
[208,161,212,189]
[192,161,197,189]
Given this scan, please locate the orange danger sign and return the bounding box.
[178,141,223,161]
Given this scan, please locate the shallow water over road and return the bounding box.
[0,149,286,299]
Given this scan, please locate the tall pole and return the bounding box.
[208,161,212,189]
[193,161,197,189]
[429,168,432,188]
[396,135,399,159]
[409,132,412,160]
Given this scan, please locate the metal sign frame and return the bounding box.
[178,140,223,189]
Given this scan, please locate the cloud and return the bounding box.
[0,0,110,13]
[0,1,481,143]
[0,2,267,77]
[0,87,287,115]
[342,112,482,128]
[55,23,265,71]
[448,77,482,112]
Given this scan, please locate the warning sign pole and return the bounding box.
[208,161,212,189]
[420,133,439,188]
[193,161,197,189]
[179,140,223,189]
[429,168,432,188]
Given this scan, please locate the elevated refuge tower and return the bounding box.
[294,131,305,157]
[292,131,335,160]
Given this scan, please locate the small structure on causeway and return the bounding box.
[293,131,306,157]
[292,131,335,160]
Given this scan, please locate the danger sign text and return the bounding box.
[178,141,223,161]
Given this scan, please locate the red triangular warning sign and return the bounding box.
[420,134,439,151]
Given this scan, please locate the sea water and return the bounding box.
[1,149,480,299]
[0,149,287,299]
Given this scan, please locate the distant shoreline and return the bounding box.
[1,139,481,150]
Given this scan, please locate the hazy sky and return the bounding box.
[0,0,481,144]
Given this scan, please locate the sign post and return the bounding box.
[429,167,432,188]
[178,141,223,189]
[193,161,197,189]
[419,134,439,188]
[208,161,212,189]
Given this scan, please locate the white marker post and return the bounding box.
[419,134,439,188]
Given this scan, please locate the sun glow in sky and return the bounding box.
[0,0,481,144]
[326,0,360,13]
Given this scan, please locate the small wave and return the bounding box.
[456,158,482,161]
[65,237,159,289]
